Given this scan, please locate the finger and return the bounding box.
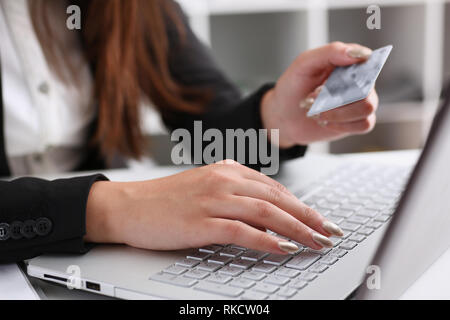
[208,218,299,255]
[217,160,295,198]
[220,196,331,250]
[323,113,377,133]
[299,85,324,110]
[297,42,373,83]
[317,89,379,123]
[232,179,343,238]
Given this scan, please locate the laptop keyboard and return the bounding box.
[150,163,412,299]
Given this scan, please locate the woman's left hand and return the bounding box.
[261,42,379,148]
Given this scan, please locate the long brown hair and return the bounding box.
[30,0,208,159]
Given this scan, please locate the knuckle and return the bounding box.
[255,200,272,219]
[267,186,283,204]
[302,205,318,221]
[255,232,270,247]
[223,221,243,240]
[293,221,306,235]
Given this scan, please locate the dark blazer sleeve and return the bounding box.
[161,2,307,169]
[0,174,107,263]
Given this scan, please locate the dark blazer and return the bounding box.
[0,2,306,263]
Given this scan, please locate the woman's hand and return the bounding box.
[85,160,343,254]
[261,42,379,148]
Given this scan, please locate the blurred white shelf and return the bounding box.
[178,0,450,16]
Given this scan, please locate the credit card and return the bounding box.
[307,45,393,117]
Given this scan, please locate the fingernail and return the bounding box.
[347,47,372,59]
[299,97,315,110]
[312,233,334,248]
[322,221,344,237]
[314,85,324,95]
[317,120,328,127]
[278,241,299,254]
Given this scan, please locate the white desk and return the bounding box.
[25,149,450,299]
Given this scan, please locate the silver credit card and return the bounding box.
[307,45,393,117]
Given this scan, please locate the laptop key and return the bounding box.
[347,215,370,225]
[230,258,255,269]
[358,227,375,236]
[264,275,290,286]
[320,255,338,265]
[374,214,391,222]
[349,234,366,243]
[220,247,244,258]
[242,271,266,281]
[339,240,358,250]
[341,203,362,211]
[196,262,222,272]
[253,263,277,274]
[241,250,269,262]
[206,273,232,284]
[309,263,329,273]
[327,216,344,224]
[187,251,211,261]
[184,269,210,280]
[304,247,332,255]
[366,221,383,229]
[298,272,317,282]
[150,272,197,288]
[208,254,232,265]
[356,209,379,218]
[274,267,301,278]
[288,280,308,290]
[163,265,188,275]
[330,236,343,247]
[230,278,256,289]
[195,282,243,298]
[285,252,321,270]
[199,245,222,254]
[329,248,348,258]
[331,209,353,218]
[277,287,297,298]
[252,283,279,294]
[175,258,199,268]
[219,266,244,277]
[263,254,292,266]
[339,221,361,232]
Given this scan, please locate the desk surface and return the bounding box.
[27,150,446,300]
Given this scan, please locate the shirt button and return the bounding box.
[0,223,11,241]
[34,218,52,236]
[21,220,37,239]
[10,221,24,240]
[38,82,50,94]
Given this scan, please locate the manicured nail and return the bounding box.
[278,241,299,254]
[322,221,344,237]
[347,47,372,59]
[312,233,334,248]
[299,97,315,110]
[314,85,324,95]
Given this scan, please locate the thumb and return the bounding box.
[296,42,373,78]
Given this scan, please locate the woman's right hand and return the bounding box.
[85,160,343,254]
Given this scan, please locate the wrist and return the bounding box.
[260,89,296,149]
[85,181,129,244]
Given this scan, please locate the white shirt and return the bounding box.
[0,0,96,175]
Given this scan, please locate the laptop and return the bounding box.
[26,84,450,300]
